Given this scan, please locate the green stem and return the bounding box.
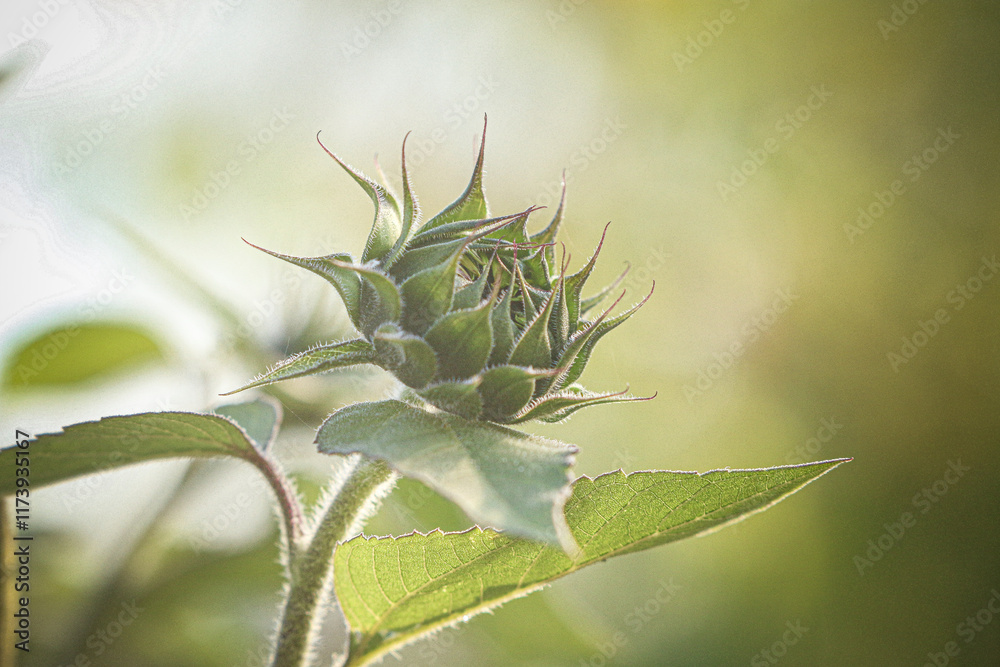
[249,453,305,559]
[271,455,396,667]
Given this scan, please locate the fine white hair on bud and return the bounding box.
[228,117,653,423]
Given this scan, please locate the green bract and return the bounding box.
[226,120,653,423]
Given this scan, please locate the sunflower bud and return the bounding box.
[226,119,652,423]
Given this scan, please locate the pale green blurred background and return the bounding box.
[1,0,998,665]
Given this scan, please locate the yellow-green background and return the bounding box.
[1,0,998,665]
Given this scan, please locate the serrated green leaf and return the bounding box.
[335,459,850,666]
[419,117,488,232]
[2,322,163,390]
[0,412,281,495]
[213,398,280,451]
[316,399,577,547]
[244,242,362,328]
[372,324,437,389]
[222,339,377,395]
[317,136,402,263]
[423,298,494,381]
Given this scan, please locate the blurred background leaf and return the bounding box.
[2,321,163,390]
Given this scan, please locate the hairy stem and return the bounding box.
[272,455,396,667]
[250,453,306,559]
